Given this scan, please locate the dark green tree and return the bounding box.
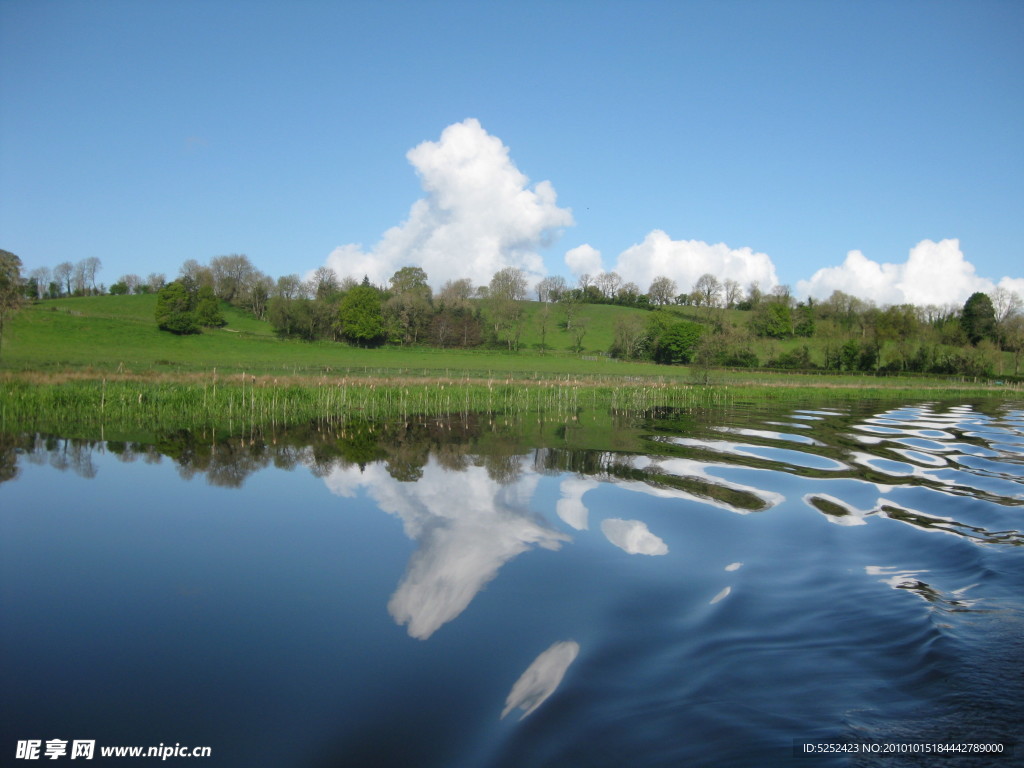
[961,292,996,345]
[653,321,703,364]
[338,284,385,346]
[0,249,24,360]
[194,285,227,328]
[794,302,816,337]
[155,280,199,334]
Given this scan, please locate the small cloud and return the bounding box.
[600,518,668,556]
[710,586,731,604]
[564,244,603,277]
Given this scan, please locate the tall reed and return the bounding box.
[0,374,734,434]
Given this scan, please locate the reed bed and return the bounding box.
[2,367,1015,436]
[0,372,735,434]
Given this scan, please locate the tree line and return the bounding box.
[8,247,1024,378]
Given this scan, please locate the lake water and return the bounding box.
[2,399,1022,767]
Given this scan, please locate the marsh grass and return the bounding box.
[2,365,1016,440]
[0,372,724,434]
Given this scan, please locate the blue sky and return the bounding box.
[2,0,1021,305]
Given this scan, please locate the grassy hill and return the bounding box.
[1,295,686,381]
[4,294,1016,386]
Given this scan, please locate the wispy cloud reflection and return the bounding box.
[556,476,600,530]
[501,640,580,720]
[324,458,568,639]
[601,518,668,555]
[709,586,731,604]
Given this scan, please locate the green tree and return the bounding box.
[386,266,432,344]
[794,302,816,338]
[1002,315,1024,375]
[388,266,432,300]
[653,321,703,364]
[750,301,793,338]
[610,314,648,359]
[338,284,385,346]
[155,280,199,334]
[0,249,24,360]
[194,285,226,328]
[961,292,996,345]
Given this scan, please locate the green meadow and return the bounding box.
[4,294,670,379]
[1,294,1018,439]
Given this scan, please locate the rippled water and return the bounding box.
[2,399,1022,767]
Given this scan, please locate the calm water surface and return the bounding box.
[2,399,1022,767]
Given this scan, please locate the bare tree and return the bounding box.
[489,267,528,301]
[723,279,742,309]
[1003,314,1024,375]
[179,259,214,290]
[210,254,256,304]
[28,267,51,299]
[560,289,581,330]
[594,271,622,299]
[536,302,553,352]
[248,273,274,320]
[54,262,74,296]
[71,262,89,295]
[81,257,102,292]
[613,315,647,359]
[536,275,567,303]
[146,273,166,292]
[616,282,641,303]
[488,268,527,350]
[692,273,722,308]
[115,274,142,295]
[310,266,339,299]
[570,317,589,353]
[771,284,793,306]
[439,278,474,307]
[991,286,1023,324]
[647,275,677,306]
[746,281,763,308]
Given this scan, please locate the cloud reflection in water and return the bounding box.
[501,640,580,720]
[600,518,668,555]
[324,458,568,639]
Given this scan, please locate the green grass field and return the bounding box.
[0,295,688,381]
[2,295,1018,398]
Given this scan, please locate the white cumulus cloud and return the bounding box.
[322,118,573,289]
[608,230,779,295]
[564,244,604,277]
[796,239,1000,306]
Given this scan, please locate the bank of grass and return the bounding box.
[1,367,1017,440]
[4,295,675,379]
[2,295,1020,437]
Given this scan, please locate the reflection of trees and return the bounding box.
[0,415,552,489]
[0,433,21,484]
